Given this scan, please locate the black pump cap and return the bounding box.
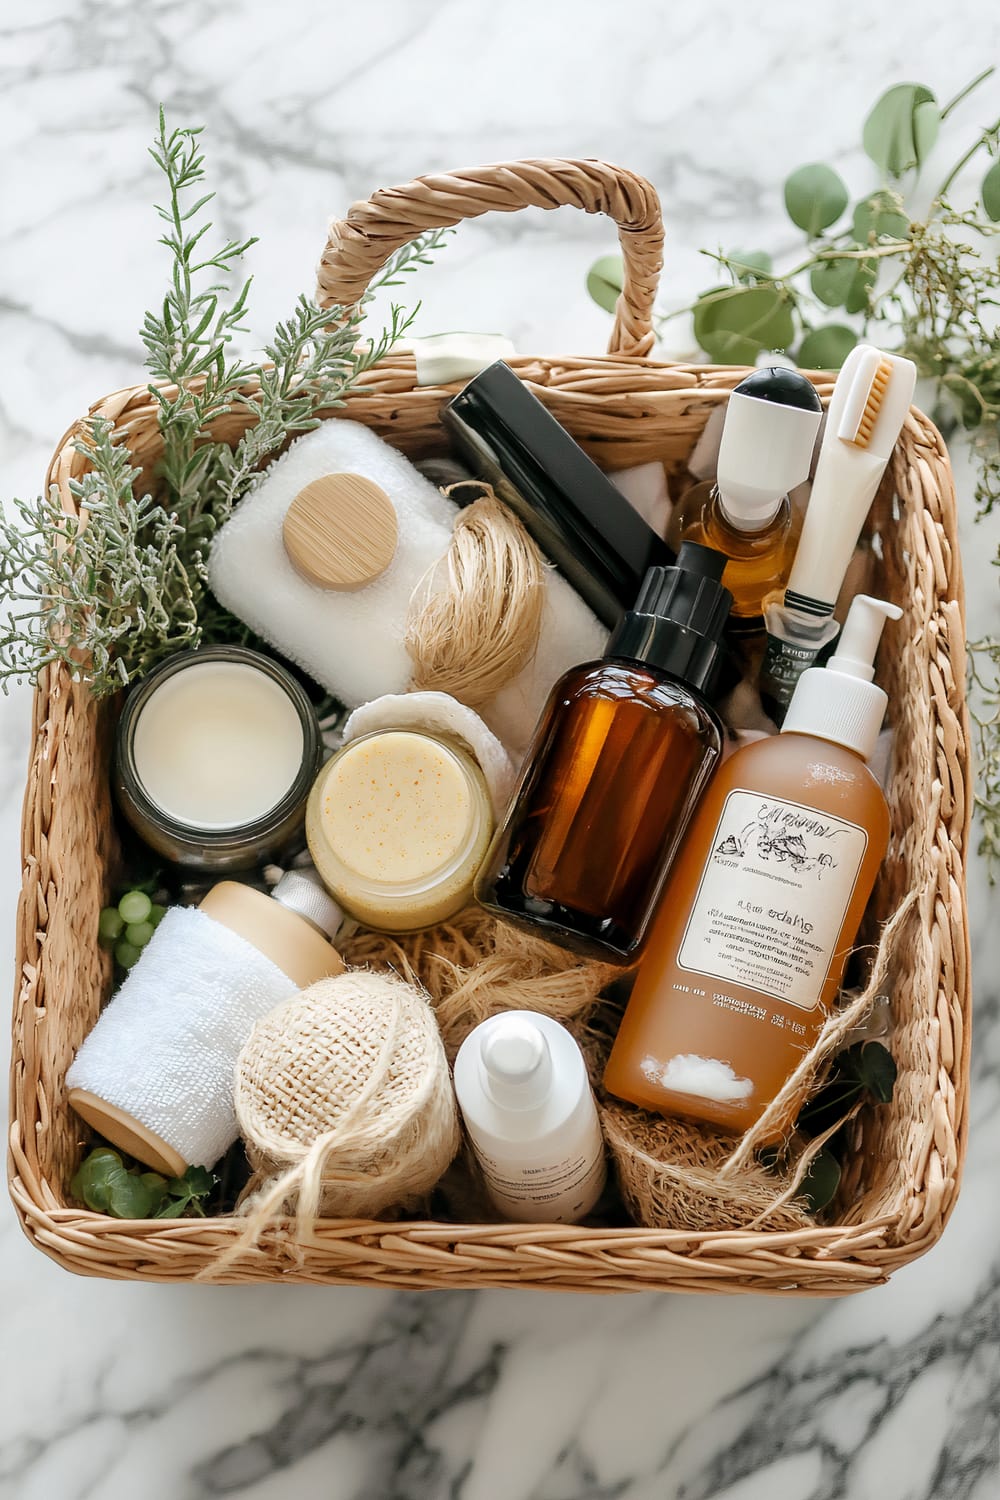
[605,541,733,692]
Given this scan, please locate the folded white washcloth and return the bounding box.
[65,906,300,1169]
[209,420,456,709]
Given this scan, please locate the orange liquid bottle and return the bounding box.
[668,367,822,628]
[476,544,732,963]
[604,595,901,1136]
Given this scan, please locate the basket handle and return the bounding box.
[316,158,664,358]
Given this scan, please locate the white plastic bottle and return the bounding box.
[453,1011,606,1223]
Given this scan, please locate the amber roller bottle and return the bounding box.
[475,543,732,963]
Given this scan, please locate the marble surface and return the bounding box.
[2,3,999,1497]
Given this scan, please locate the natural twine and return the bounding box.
[219,972,460,1270]
[589,890,920,1233]
[340,904,616,1061]
[405,488,545,707]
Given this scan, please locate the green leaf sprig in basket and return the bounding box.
[587,70,1000,876]
[0,109,447,698]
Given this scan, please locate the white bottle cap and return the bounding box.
[716,390,822,531]
[480,1014,554,1111]
[270,869,344,941]
[781,595,903,759]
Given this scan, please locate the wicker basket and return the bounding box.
[9,159,972,1293]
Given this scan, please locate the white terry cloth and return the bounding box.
[65,906,300,1169]
[208,420,457,709]
[482,581,608,762]
[343,691,517,819]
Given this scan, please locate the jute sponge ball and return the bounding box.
[235,970,460,1222]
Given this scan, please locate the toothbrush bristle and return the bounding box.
[851,357,893,448]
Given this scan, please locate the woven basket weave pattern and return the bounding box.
[8,158,971,1292]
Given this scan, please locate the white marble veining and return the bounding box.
[1,3,998,1497]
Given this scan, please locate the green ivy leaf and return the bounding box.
[107,1172,157,1219]
[154,1197,191,1219]
[179,1165,216,1198]
[856,1041,898,1103]
[798,1146,842,1213]
[853,191,910,244]
[728,248,774,283]
[809,257,858,308]
[784,164,849,236]
[140,1172,169,1214]
[71,1148,127,1212]
[586,254,625,314]
[862,83,940,177]
[982,160,1000,222]
[692,287,795,364]
[798,325,858,370]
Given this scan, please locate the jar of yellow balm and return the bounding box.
[307,728,495,931]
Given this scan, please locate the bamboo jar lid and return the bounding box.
[282,473,398,590]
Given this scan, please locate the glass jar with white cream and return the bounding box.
[306,728,494,931]
[114,646,321,870]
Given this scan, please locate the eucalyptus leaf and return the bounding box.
[728,248,773,283]
[586,253,625,314]
[798,1146,842,1213]
[798,325,857,370]
[784,164,849,236]
[844,257,879,316]
[692,287,795,363]
[941,371,989,429]
[862,83,940,177]
[809,257,858,308]
[982,159,1000,222]
[853,192,910,243]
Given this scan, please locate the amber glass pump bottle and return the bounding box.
[475,543,733,964]
[604,594,901,1138]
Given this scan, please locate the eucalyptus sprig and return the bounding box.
[588,69,1000,875]
[0,111,447,697]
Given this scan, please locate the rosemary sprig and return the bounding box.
[0,111,447,697]
[0,419,199,693]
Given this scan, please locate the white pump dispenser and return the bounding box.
[454,1011,606,1223]
[781,595,902,759]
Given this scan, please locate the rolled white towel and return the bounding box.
[66,906,301,1170]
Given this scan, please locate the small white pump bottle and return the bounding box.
[453,1011,606,1223]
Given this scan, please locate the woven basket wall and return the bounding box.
[8,160,971,1293]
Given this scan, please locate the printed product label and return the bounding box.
[677,789,868,1010]
[474,1116,606,1223]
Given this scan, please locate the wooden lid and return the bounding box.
[198,881,345,989]
[282,472,398,590]
[67,1089,189,1177]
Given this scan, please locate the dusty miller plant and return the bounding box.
[588,71,1000,874]
[0,110,447,694]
